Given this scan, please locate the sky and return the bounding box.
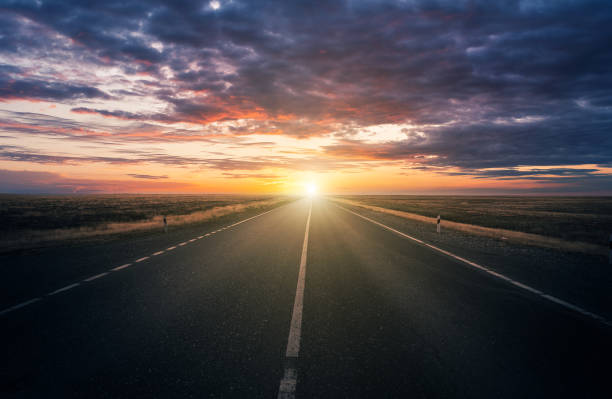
[1,0,611,195]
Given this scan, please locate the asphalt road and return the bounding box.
[1,198,610,398]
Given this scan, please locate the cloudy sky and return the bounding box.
[1,0,611,194]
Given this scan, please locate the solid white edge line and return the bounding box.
[337,204,612,328]
[278,200,312,399]
[0,298,41,316]
[48,283,80,296]
[84,272,109,282]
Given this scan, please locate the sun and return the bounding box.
[306,182,318,196]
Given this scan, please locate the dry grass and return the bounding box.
[333,198,607,255]
[1,198,285,250]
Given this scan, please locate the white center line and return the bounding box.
[84,272,109,282]
[112,263,132,271]
[0,298,41,316]
[278,201,312,399]
[338,204,612,327]
[48,283,80,296]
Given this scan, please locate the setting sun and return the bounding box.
[306,183,318,197]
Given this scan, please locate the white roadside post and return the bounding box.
[437,215,441,233]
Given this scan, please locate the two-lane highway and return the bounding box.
[1,198,610,398]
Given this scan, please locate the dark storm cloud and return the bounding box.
[449,168,600,179]
[0,74,111,102]
[438,167,612,188]
[0,145,139,164]
[1,0,612,186]
[0,142,366,174]
[324,107,612,169]
[70,107,141,119]
[0,111,224,142]
[0,169,197,193]
[127,173,168,179]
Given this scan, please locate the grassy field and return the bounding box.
[338,196,612,247]
[0,194,287,251]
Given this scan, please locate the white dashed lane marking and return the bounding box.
[0,298,41,316]
[112,263,132,271]
[0,206,280,317]
[48,283,80,296]
[84,272,109,282]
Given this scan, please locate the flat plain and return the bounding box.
[339,195,612,247]
[0,194,286,251]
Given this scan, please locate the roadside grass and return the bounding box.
[333,196,612,255]
[0,194,290,251]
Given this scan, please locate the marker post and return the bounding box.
[437,215,441,233]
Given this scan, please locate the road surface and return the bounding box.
[1,198,610,398]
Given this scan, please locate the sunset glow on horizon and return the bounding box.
[1,1,611,195]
